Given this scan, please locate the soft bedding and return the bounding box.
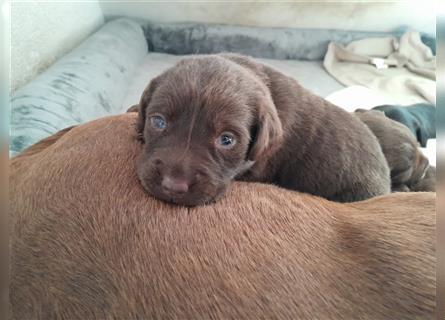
[324,31,436,105]
[10,18,435,157]
[10,19,147,155]
[10,19,349,154]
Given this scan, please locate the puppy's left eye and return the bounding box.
[150,115,167,130]
[216,132,236,148]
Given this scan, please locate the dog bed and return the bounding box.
[11,18,434,155]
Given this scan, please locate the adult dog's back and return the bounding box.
[10,114,435,319]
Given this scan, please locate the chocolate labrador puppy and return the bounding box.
[372,103,435,147]
[354,109,431,192]
[130,54,390,206]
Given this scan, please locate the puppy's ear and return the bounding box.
[136,76,162,138]
[247,96,283,162]
[126,104,140,113]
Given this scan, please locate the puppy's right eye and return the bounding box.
[150,115,167,130]
[216,132,236,149]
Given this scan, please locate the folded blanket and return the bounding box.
[323,31,435,105]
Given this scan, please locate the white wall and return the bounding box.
[11,1,104,92]
[101,1,435,35]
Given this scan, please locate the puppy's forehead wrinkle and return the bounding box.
[153,60,263,132]
[172,56,260,98]
[179,101,200,161]
[153,63,256,141]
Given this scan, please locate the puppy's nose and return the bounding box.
[161,175,189,195]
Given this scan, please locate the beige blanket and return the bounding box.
[323,31,435,105]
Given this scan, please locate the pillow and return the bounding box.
[10,18,147,155]
[143,22,409,60]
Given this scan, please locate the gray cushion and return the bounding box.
[10,18,147,155]
[143,22,415,61]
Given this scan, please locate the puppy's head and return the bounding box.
[135,56,282,206]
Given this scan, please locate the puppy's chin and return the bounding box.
[136,166,228,207]
[154,189,225,207]
[141,179,227,207]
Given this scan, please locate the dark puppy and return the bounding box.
[372,103,435,147]
[132,54,390,206]
[354,109,431,192]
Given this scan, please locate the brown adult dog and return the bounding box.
[129,53,390,206]
[10,115,435,319]
[354,109,433,192]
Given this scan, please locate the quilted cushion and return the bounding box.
[10,18,147,155]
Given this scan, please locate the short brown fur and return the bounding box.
[10,114,435,319]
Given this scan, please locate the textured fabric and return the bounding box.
[11,19,435,155]
[10,18,147,155]
[325,85,395,112]
[143,21,413,61]
[323,31,436,105]
[121,53,344,111]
